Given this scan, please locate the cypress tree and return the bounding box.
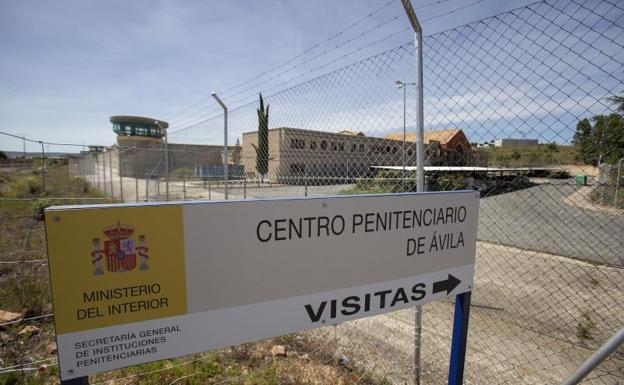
[252,93,270,180]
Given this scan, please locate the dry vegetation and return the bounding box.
[0,161,388,385]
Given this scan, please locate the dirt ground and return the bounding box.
[320,241,624,385]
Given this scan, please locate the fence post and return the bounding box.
[96,155,101,193]
[208,179,212,200]
[244,177,247,199]
[183,175,187,200]
[164,125,170,201]
[614,158,623,207]
[118,150,124,202]
[560,328,624,385]
[39,141,46,192]
[108,151,114,199]
[134,145,139,203]
[211,92,229,200]
[102,152,108,197]
[145,174,149,202]
[400,1,425,383]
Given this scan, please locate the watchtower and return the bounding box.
[110,116,169,178]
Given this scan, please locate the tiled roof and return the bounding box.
[385,128,462,144]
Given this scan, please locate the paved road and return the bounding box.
[478,183,624,267]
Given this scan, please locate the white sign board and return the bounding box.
[45,191,479,380]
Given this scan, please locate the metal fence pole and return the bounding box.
[108,151,114,199]
[96,155,101,192]
[560,328,624,385]
[183,175,187,200]
[614,157,623,207]
[102,152,108,197]
[401,1,424,383]
[134,145,139,203]
[164,125,170,201]
[212,92,229,200]
[39,141,46,192]
[208,179,212,200]
[244,177,247,199]
[145,174,149,202]
[118,150,124,202]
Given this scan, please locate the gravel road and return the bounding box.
[324,242,624,385]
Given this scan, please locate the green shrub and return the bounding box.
[3,176,43,198]
[32,198,53,221]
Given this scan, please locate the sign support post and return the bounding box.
[448,291,472,385]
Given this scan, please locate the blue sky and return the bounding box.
[1,0,621,153]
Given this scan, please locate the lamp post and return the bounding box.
[395,80,417,188]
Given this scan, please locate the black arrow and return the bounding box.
[432,274,461,295]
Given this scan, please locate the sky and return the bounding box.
[0,0,621,153]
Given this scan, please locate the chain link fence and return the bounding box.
[2,0,623,384]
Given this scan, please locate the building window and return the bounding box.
[359,144,365,152]
[290,163,305,175]
[351,143,357,152]
[338,142,344,151]
[331,141,337,151]
[310,140,317,150]
[291,138,305,149]
[320,140,328,150]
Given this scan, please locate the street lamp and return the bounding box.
[155,120,169,200]
[396,80,416,187]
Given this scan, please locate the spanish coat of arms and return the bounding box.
[90,221,149,275]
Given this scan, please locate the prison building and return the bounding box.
[386,128,487,167]
[241,127,446,183]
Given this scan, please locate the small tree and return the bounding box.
[0,150,7,160]
[252,93,269,181]
[573,113,624,165]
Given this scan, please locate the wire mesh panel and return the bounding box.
[2,0,623,384]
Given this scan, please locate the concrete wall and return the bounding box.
[116,136,241,177]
